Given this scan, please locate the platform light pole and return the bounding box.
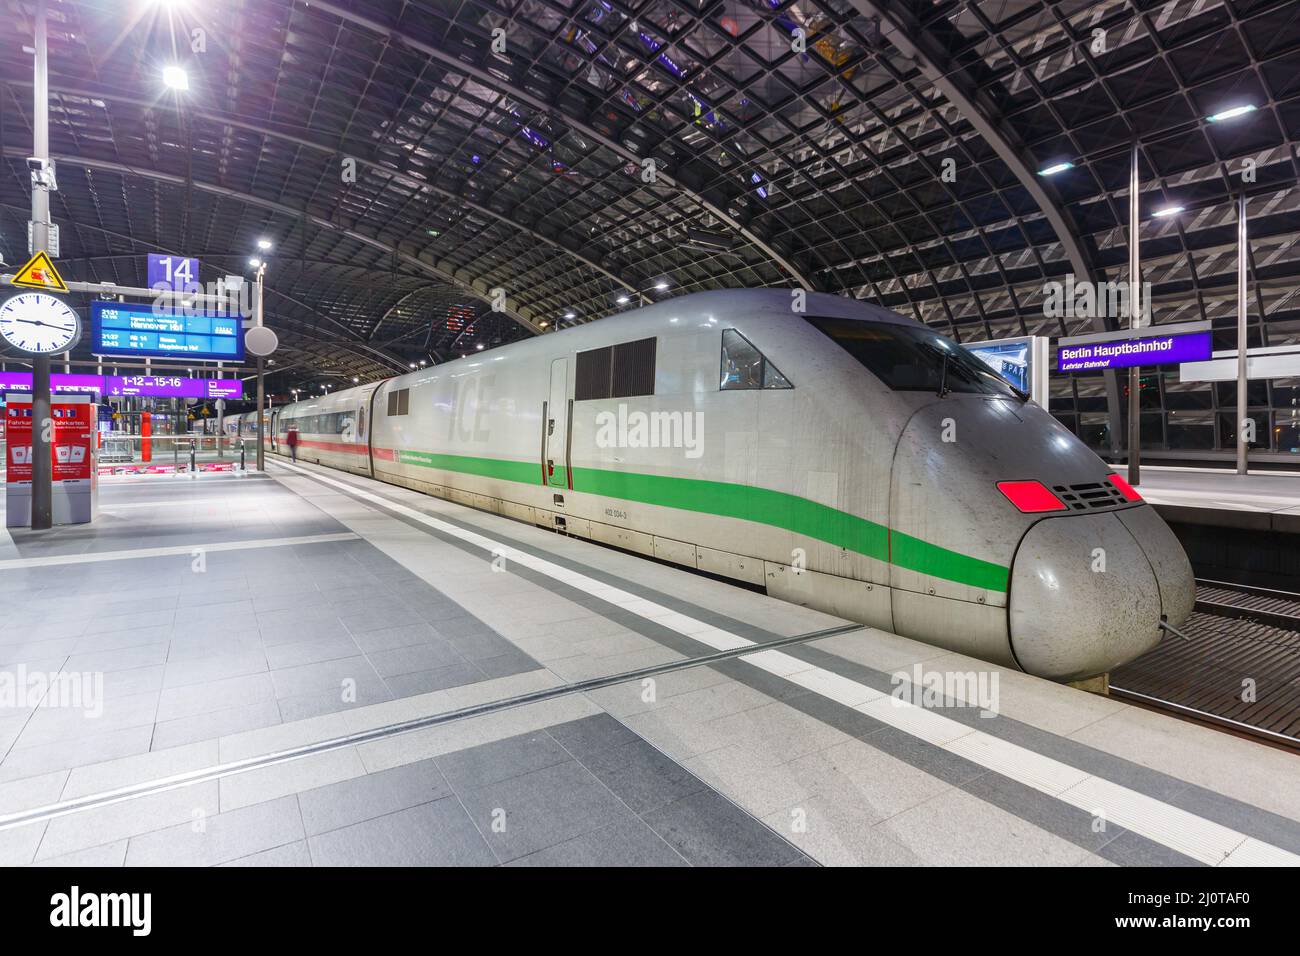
[1127,141,1143,486]
[1236,192,1249,475]
[252,258,267,472]
[29,0,53,529]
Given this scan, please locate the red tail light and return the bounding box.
[997,480,1067,513]
[1107,473,1142,502]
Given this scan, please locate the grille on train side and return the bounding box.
[1051,480,1128,511]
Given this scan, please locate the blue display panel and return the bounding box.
[91,301,244,361]
[966,340,1031,394]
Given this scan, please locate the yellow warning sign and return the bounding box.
[8,250,68,293]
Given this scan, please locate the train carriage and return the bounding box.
[248,289,1194,682]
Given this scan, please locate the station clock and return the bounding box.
[0,292,81,354]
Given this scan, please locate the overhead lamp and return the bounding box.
[352,376,359,383]
[475,343,484,350]
[409,362,417,369]
[654,281,669,291]
[616,295,630,305]
[162,65,189,91]
[1037,161,1073,177]
[564,312,576,319]
[419,359,427,366]
[248,257,262,268]
[1207,104,1256,123]
[1152,205,1184,218]
[257,238,273,251]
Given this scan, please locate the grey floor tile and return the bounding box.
[150,700,283,751]
[155,673,278,723]
[384,663,486,699]
[162,649,268,689]
[475,649,543,680]
[1096,829,1203,867]
[336,604,424,634]
[436,731,571,792]
[221,840,313,867]
[547,713,640,762]
[961,769,1117,856]
[258,616,351,647]
[350,623,449,655]
[297,759,451,836]
[308,798,495,866]
[276,676,394,722]
[579,738,708,815]
[505,817,688,867]
[458,759,636,863]
[264,635,362,671]
[642,791,801,867]
[125,795,305,866]
[269,656,383,699]
[368,640,466,678]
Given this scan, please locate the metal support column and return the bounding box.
[255,267,265,472]
[29,0,52,529]
[216,361,225,459]
[1236,193,1250,475]
[1127,141,1142,486]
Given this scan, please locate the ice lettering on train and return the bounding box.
[449,375,492,443]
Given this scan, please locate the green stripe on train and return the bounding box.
[389,449,1008,592]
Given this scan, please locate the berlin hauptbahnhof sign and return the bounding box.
[1055,321,1213,373]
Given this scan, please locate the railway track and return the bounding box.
[1110,580,1300,750]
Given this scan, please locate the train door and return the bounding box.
[545,358,569,487]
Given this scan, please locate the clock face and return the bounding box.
[0,292,81,354]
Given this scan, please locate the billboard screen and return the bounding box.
[91,301,244,361]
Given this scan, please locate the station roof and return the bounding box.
[1,0,1297,397]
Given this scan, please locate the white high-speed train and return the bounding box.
[233,290,1194,682]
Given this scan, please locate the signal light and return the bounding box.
[997,480,1067,513]
[1107,473,1142,502]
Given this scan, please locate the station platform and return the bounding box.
[1125,464,1300,528]
[1122,465,1300,589]
[0,461,1297,867]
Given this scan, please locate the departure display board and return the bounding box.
[91,301,243,361]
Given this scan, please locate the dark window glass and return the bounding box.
[612,337,657,398]
[385,389,410,416]
[806,316,1022,398]
[575,346,613,400]
[577,339,656,400]
[720,329,793,390]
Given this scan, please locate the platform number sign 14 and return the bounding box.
[148,254,199,291]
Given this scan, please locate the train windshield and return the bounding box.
[805,317,1025,399]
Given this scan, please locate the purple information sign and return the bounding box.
[205,379,244,400]
[0,372,105,395]
[106,375,206,398]
[106,375,243,399]
[1056,331,1213,372]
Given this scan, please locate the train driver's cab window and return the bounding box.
[386,388,410,416]
[804,316,1023,399]
[720,329,793,390]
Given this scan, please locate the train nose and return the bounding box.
[1007,505,1193,682]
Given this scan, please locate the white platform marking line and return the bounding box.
[0,531,359,571]
[277,461,1300,867]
